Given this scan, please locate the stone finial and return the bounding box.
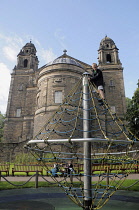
[63,49,67,55]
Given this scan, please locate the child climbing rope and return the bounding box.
[89,63,105,105]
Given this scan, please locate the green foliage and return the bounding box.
[14,152,37,164]
[126,97,132,108]
[0,111,5,142]
[125,88,139,139]
[91,155,136,164]
[14,152,55,164]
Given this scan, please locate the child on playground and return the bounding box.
[89,63,105,105]
[67,162,75,174]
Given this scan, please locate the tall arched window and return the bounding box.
[24,59,28,67]
[106,54,111,63]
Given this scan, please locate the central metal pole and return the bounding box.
[83,72,92,210]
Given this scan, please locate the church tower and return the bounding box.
[4,42,39,143]
[98,36,126,116]
[17,41,38,71]
[3,37,126,147]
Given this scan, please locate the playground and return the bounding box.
[1,187,139,210]
[1,73,139,210]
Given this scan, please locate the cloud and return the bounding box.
[0,32,57,65]
[0,33,23,47]
[54,29,67,50]
[0,33,24,63]
[3,46,17,62]
[38,48,57,64]
[0,63,11,114]
[0,32,57,113]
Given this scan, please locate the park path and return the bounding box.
[1,173,139,182]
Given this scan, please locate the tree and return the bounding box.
[125,87,139,139]
[0,112,5,142]
[126,97,132,108]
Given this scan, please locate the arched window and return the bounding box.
[106,54,111,63]
[24,59,28,67]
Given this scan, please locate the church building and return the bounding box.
[3,36,126,144]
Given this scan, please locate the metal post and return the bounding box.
[83,72,92,210]
[35,170,38,188]
[106,166,109,187]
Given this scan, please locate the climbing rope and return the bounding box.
[25,75,139,210]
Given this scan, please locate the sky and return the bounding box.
[0,0,139,114]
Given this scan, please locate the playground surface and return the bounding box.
[0,187,139,210]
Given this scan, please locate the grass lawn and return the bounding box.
[1,179,139,191]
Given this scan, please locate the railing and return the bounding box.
[0,163,138,177]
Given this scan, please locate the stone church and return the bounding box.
[3,36,126,144]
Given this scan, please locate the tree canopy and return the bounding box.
[125,87,139,139]
[0,112,5,142]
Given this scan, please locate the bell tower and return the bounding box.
[98,36,126,117]
[4,41,39,143]
[98,35,121,66]
[17,41,39,71]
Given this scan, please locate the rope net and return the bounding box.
[25,76,139,210]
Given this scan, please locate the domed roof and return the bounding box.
[99,36,118,49]
[18,41,37,56]
[24,41,36,48]
[100,36,115,45]
[45,57,83,68]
